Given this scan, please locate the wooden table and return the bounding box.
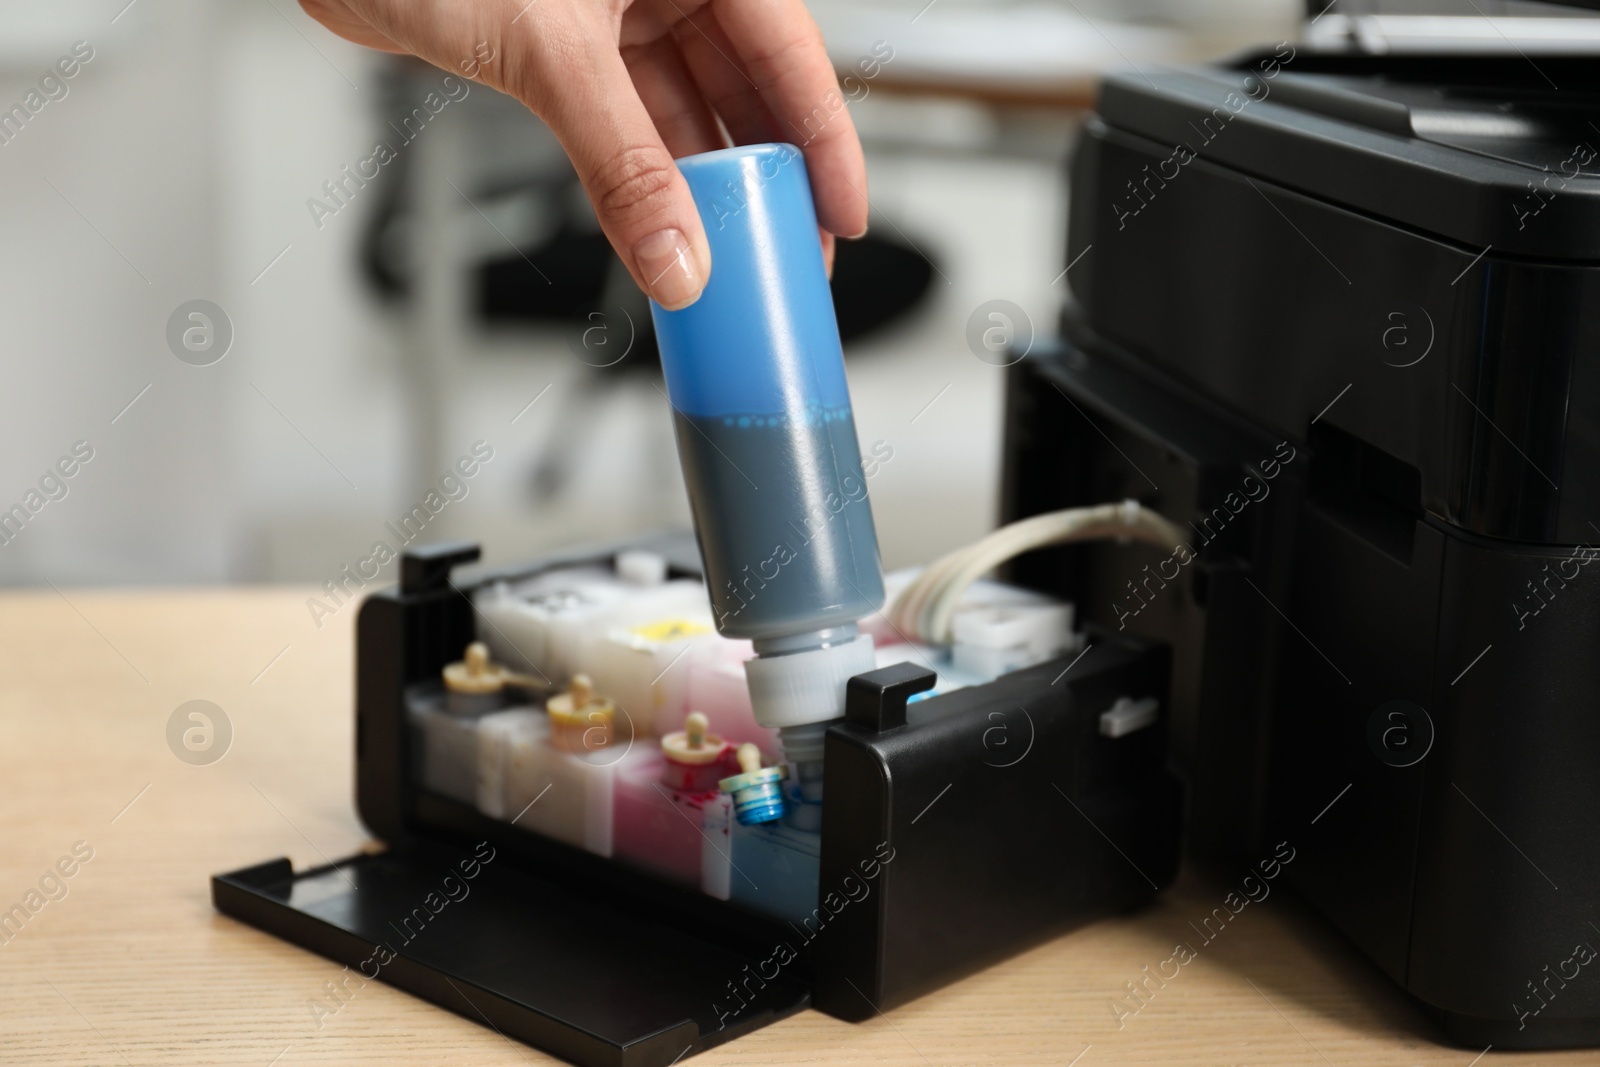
[0,589,1587,1065]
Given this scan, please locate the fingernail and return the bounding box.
[634,228,703,310]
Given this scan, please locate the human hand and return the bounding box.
[300,0,868,309]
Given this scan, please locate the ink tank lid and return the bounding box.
[661,711,728,767]
[651,143,852,419]
[211,839,811,1067]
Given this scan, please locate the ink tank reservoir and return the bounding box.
[649,143,884,777]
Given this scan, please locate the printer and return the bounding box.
[214,3,1600,1059]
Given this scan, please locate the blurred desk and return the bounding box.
[0,589,1590,1065]
[819,2,1195,111]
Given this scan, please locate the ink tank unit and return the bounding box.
[214,535,1180,1066]
[210,143,1184,1067]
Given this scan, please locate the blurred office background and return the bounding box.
[2,0,1585,588]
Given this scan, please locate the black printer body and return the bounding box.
[1003,47,1600,1048]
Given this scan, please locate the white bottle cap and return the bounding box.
[742,633,875,730]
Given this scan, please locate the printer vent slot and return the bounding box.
[1309,423,1421,567]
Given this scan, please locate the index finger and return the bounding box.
[710,0,868,238]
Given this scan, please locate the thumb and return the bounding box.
[534,47,711,310]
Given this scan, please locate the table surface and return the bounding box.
[0,588,1588,1066]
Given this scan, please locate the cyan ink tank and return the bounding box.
[649,143,885,772]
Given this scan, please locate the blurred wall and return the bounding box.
[0,0,1294,589]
